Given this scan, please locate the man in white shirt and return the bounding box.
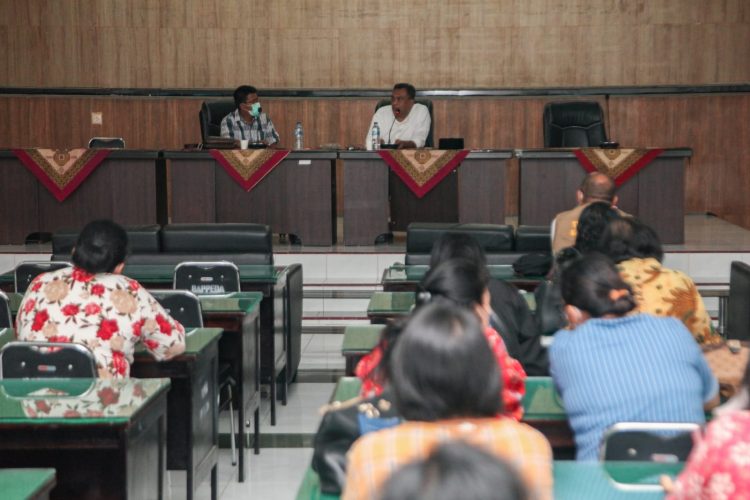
[365,83,431,150]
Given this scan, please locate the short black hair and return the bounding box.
[418,258,489,310]
[429,232,487,269]
[389,300,502,421]
[393,83,416,100]
[380,441,530,500]
[233,85,258,108]
[71,219,128,273]
[575,201,621,254]
[599,217,664,263]
[560,253,636,318]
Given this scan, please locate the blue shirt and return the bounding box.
[549,314,718,461]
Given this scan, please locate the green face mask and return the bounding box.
[250,102,262,118]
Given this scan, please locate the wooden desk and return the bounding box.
[516,148,691,244]
[0,469,56,500]
[131,327,222,500]
[0,150,164,245]
[0,377,170,500]
[340,150,512,245]
[165,150,337,245]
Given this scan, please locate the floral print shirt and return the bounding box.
[15,266,186,378]
[355,326,527,421]
[668,410,750,500]
[618,258,721,345]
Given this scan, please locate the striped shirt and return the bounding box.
[342,418,553,500]
[549,314,718,461]
[219,108,280,145]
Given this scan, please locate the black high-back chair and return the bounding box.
[727,261,750,340]
[151,290,204,328]
[173,261,241,296]
[375,99,434,147]
[88,137,125,148]
[543,101,608,147]
[199,100,237,142]
[0,291,11,328]
[15,261,73,293]
[0,341,97,379]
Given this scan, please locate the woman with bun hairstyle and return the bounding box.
[549,253,719,460]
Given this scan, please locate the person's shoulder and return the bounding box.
[221,109,238,121]
[412,102,430,116]
[489,418,554,452]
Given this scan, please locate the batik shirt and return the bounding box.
[220,109,280,145]
[16,266,186,378]
[618,257,721,345]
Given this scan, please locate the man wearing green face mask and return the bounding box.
[220,85,280,146]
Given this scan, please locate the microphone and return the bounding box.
[386,118,396,144]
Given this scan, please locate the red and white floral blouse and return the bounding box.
[15,266,186,378]
[667,410,750,500]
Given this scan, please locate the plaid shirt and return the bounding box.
[342,418,553,500]
[220,109,280,145]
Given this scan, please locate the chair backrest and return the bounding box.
[157,223,273,266]
[375,99,434,148]
[405,223,515,265]
[150,290,204,328]
[543,101,608,148]
[199,100,237,142]
[727,261,750,340]
[174,261,241,296]
[515,225,552,252]
[0,341,97,379]
[88,137,125,148]
[51,225,161,262]
[15,261,73,293]
[0,291,11,328]
[600,422,700,463]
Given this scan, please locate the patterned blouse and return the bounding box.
[342,417,553,500]
[16,266,186,378]
[355,326,527,421]
[618,258,721,345]
[667,410,750,499]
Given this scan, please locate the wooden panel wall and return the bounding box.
[2,93,750,228]
[1,0,749,89]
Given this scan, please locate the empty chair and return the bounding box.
[543,101,608,148]
[150,290,204,328]
[15,261,72,293]
[727,261,750,341]
[88,137,125,148]
[0,292,11,328]
[0,341,97,379]
[198,100,237,143]
[173,261,241,295]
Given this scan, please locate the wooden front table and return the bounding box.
[340,150,512,245]
[165,150,337,245]
[0,377,169,500]
[0,150,164,245]
[517,148,691,244]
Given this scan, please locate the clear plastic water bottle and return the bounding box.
[293,122,304,150]
[371,122,381,150]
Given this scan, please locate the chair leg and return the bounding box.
[227,385,237,466]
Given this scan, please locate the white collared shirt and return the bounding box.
[364,103,431,150]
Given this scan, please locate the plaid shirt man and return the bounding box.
[220,108,280,145]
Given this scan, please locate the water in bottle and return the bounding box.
[371,122,380,150]
[294,122,304,150]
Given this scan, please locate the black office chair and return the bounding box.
[0,291,11,329]
[727,261,750,340]
[543,101,608,148]
[199,100,237,143]
[0,341,97,379]
[14,261,73,293]
[374,99,434,148]
[88,137,125,148]
[151,290,204,329]
[173,261,241,296]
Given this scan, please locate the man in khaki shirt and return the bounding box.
[551,172,618,254]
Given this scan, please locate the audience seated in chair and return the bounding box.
[599,217,721,345]
[15,219,185,378]
[380,441,531,500]
[549,253,719,461]
[365,83,432,150]
[343,301,552,500]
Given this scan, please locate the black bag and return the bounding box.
[311,391,401,494]
[513,252,553,277]
[534,280,567,336]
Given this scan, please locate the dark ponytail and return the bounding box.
[560,253,636,318]
[418,258,489,310]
